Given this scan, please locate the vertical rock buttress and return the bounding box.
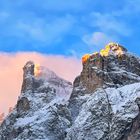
[21,61,35,93]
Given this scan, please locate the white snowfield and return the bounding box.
[66,83,140,140]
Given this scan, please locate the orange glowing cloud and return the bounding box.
[0,52,82,114]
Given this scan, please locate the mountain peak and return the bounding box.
[100,42,127,57]
[82,42,127,64]
[21,61,72,93]
[72,43,140,95]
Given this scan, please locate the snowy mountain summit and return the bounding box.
[1,43,140,140]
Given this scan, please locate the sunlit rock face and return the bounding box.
[73,43,140,94]
[99,42,126,57]
[82,43,126,64]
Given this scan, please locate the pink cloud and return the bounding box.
[0,52,82,114]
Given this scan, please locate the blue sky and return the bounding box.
[0,0,140,57]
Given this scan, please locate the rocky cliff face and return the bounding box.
[73,43,140,94]
[1,43,140,140]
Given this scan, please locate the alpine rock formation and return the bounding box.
[1,43,140,140]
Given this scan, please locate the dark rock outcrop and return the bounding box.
[21,61,35,93]
[16,97,30,114]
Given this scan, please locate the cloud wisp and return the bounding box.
[82,32,117,51]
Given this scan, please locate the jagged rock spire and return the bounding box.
[21,61,35,93]
[23,61,35,77]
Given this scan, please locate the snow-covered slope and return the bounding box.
[1,43,140,140]
[66,83,140,140]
